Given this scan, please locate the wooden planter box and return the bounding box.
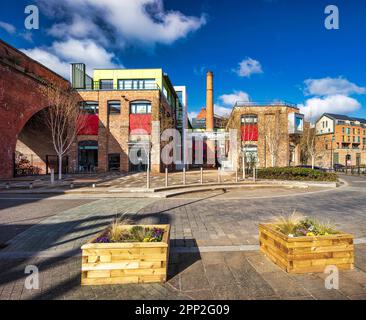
[259,223,354,274]
[81,225,170,285]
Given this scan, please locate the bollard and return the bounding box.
[5,182,10,190]
[242,157,246,180]
[146,170,150,189]
[253,167,256,182]
[217,168,221,183]
[70,182,74,189]
[50,169,55,185]
[183,168,186,185]
[165,167,168,187]
[29,182,33,190]
[92,184,96,188]
[235,169,238,183]
[200,167,203,185]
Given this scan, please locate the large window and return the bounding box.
[241,114,258,124]
[99,79,114,90]
[130,101,152,114]
[118,79,156,90]
[108,101,121,115]
[80,101,98,114]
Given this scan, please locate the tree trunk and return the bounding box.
[58,154,63,180]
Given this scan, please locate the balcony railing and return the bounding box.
[79,81,161,91]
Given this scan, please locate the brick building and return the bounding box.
[70,65,183,174]
[226,102,304,169]
[0,39,69,179]
[192,107,227,129]
[315,113,366,168]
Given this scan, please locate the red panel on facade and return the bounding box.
[129,114,152,134]
[241,124,258,141]
[78,114,99,135]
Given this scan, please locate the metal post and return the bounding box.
[165,167,168,187]
[235,169,238,183]
[70,182,74,189]
[50,169,55,185]
[218,167,221,183]
[242,155,246,180]
[146,170,150,189]
[29,182,33,189]
[183,168,186,185]
[5,182,10,190]
[253,166,256,182]
[200,167,203,185]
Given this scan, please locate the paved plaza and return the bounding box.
[0,174,366,299]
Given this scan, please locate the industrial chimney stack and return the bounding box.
[206,71,214,131]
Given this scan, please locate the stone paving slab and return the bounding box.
[1,249,366,300]
[1,175,366,300]
[2,198,157,253]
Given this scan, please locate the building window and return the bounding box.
[130,101,152,114]
[241,114,258,124]
[80,101,98,114]
[108,101,121,114]
[118,79,156,90]
[108,154,120,171]
[99,79,114,90]
[347,128,351,135]
[342,127,345,133]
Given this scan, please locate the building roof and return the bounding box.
[196,107,227,120]
[322,113,366,124]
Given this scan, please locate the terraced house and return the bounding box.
[315,113,366,168]
[70,64,184,174]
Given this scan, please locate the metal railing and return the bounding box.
[79,81,161,91]
[234,100,298,108]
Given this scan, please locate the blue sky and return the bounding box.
[1,0,366,121]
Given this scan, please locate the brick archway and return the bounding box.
[0,40,69,179]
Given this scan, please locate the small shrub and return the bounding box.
[257,167,337,182]
[274,214,338,237]
[95,224,165,243]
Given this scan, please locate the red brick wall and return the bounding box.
[0,40,69,178]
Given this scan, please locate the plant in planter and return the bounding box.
[259,212,354,274]
[81,222,170,285]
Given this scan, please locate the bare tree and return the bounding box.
[42,86,86,180]
[263,112,282,167]
[300,124,324,169]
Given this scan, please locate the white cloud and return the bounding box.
[37,0,206,48]
[52,39,119,73]
[298,95,362,121]
[214,104,232,117]
[21,1,206,79]
[21,38,120,79]
[20,48,70,79]
[304,77,366,96]
[0,21,16,34]
[235,57,263,78]
[219,90,250,106]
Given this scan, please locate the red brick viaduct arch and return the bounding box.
[0,40,70,179]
